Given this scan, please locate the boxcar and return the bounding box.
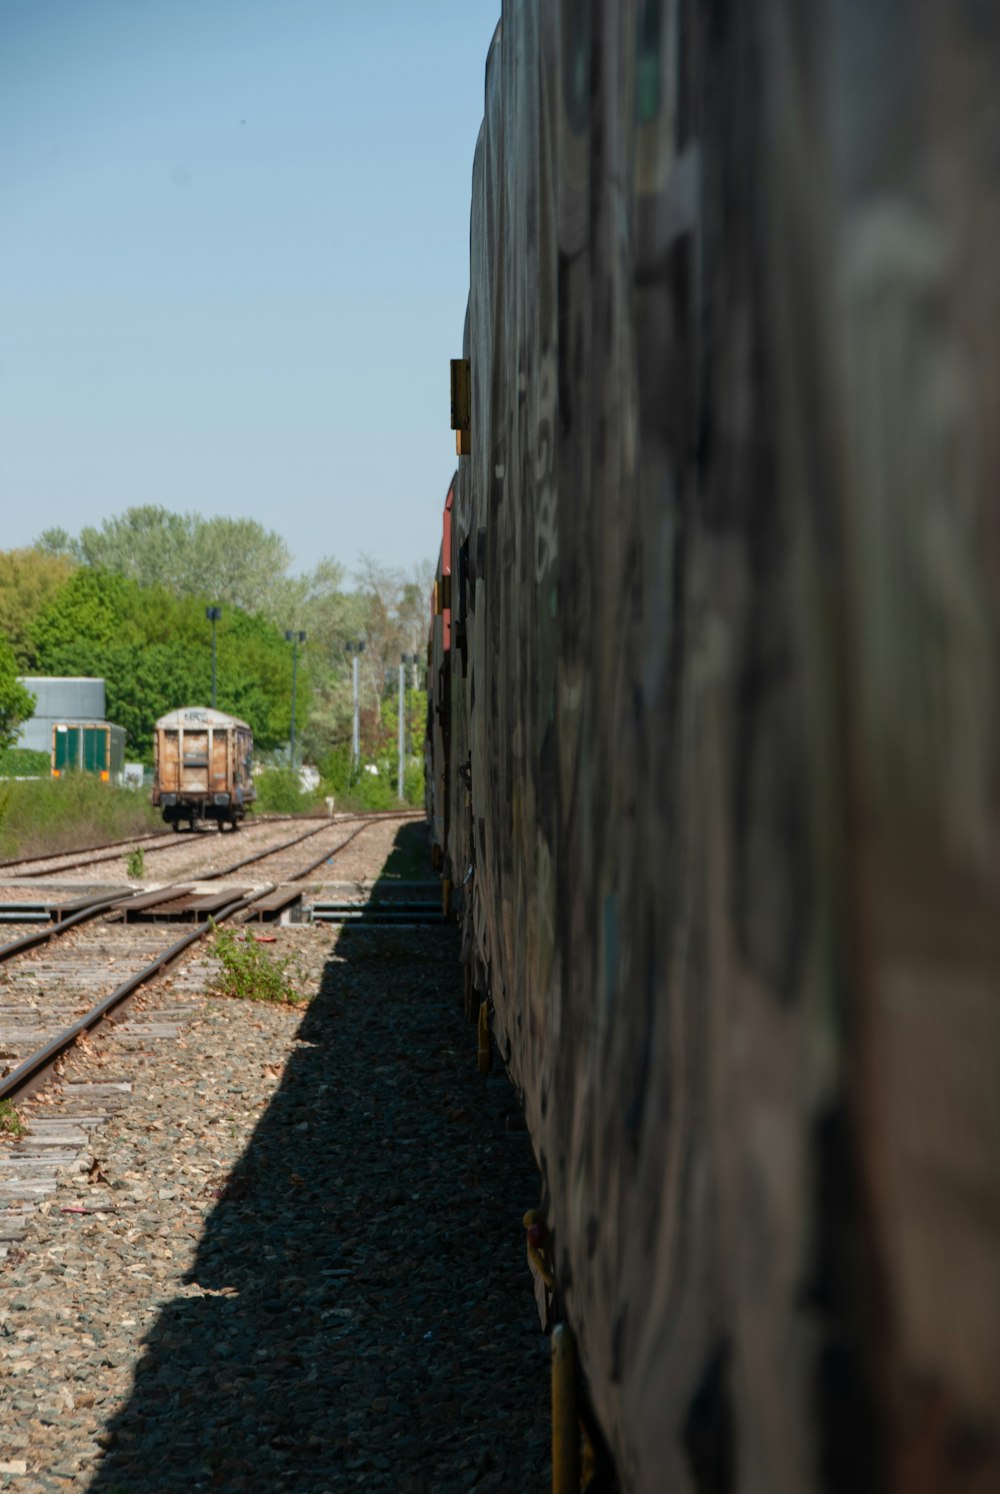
[430,5,1000,1492]
[152,707,254,831]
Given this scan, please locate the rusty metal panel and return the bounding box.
[442,3,1000,1490]
[179,728,209,793]
[155,727,181,795]
[210,726,226,792]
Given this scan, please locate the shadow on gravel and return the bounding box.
[87,821,549,1493]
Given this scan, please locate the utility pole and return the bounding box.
[284,629,306,771]
[205,606,222,708]
[346,641,365,772]
[398,653,406,801]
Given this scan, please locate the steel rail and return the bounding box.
[1,808,422,880]
[0,890,139,965]
[5,815,298,880]
[199,819,336,880]
[0,887,268,1104]
[0,808,425,1103]
[288,823,370,881]
[0,829,175,872]
[199,809,407,884]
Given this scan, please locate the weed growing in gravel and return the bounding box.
[125,846,146,879]
[209,923,302,1005]
[0,1100,27,1139]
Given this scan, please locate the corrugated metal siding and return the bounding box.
[19,677,105,720]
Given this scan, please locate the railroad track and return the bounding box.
[0,811,431,1249]
[1,808,423,883]
[0,813,302,881]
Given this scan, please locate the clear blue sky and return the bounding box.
[0,0,499,579]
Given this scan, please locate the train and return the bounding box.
[427,5,1000,1493]
[152,707,255,831]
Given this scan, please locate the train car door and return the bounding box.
[179,727,210,794]
[210,725,230,796]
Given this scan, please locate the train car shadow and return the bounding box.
[86,821,548,1492]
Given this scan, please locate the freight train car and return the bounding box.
[50,721,126,784]
[430,5,1000,1492]
[152,708,254,831]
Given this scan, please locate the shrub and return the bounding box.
[0,747,51,778]
[208,923,302,1004]
[252,767,312,814]
[316,746,424,813]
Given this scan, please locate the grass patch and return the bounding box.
[125,846,146,879]
[209,923,302,1005]
[0,1100,27,1140]
[0,773,161,862]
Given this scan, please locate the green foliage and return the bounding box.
[312,680,426,810]
[0,747,50,777]
[0,638,35,752]
[125,846,146,879]
[316,743,354,798]
[43,506,293,615]
[403,757,424,807]
[0,548,76,668]
[209,923,302,1005]
[29,568,307,759]
[315,743,424,812]
[0,1100,27,1140]
[252,767,311,814]
[0,774,161,861]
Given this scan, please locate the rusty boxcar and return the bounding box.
[152,707,254,831]
[430,5,1000,1492]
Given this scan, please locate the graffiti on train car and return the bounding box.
[427,5,1000,1492]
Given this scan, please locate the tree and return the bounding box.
[0,638,35,751]
[0,548,76,668]
[38,507,294,615]
[29,569,304,760]
[74,506,194,593]
[351,555,432,728]
[35,527,78,559]
[183,517,292,614]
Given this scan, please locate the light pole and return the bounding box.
[407,652,420,758]
[284,630,306,771]
[205,606,222,709]
[397,654,406,801]
[345,641,365,771]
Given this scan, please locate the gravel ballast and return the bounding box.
[0,835,550,1490]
